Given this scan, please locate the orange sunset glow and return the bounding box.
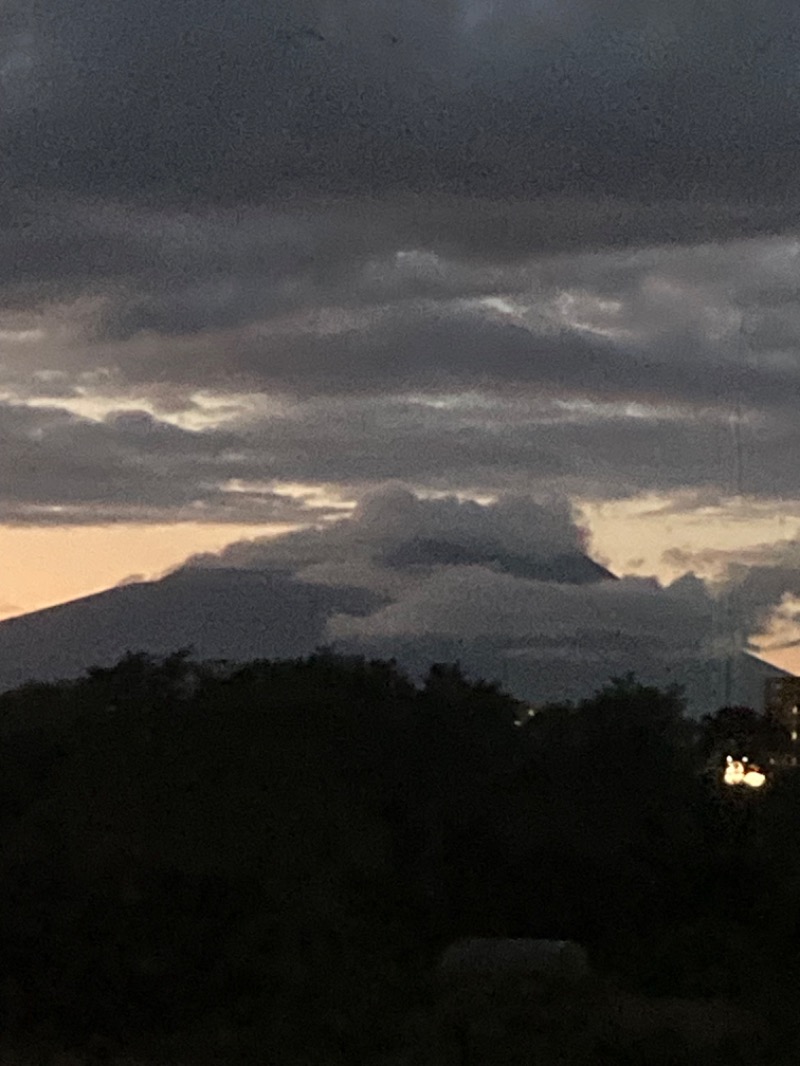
[0,522,298,621]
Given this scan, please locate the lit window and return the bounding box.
[792,731,798,742]
[794,706,799,715]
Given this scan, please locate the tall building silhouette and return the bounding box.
[764,677,800,766]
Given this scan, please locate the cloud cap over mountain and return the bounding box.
[0,488,786,714]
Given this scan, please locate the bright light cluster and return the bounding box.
[723,756,766,789]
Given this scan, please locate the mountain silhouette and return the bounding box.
[0,549,785,715]
[0,567,381,693]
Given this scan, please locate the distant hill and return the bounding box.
[0,551,787,716]
[328,634,791,718]
[0,567,381,693]
[0,537,617,695]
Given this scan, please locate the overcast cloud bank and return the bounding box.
[1,0,799,671]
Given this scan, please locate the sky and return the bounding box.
[2,0,800,680]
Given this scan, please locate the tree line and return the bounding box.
[0,649,798,1064]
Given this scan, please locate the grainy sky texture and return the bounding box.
[2,0,800,683]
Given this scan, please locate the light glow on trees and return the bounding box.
[723,755,766,789]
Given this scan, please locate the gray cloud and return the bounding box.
[5,0,800,216]
[181,486,777,712]
[225,393,800,503]
[9,279,790,426]
[2,196,794,326]
[184,483,585,576]
[188,485,712,659]
[2,378,797,527]
[0,0,797,663]
[0,401,345,524]
[661,536,800,638]
[5,218,799,419]
[326,565,701,645]
[2,0,800,397]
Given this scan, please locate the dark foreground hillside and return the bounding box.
[1,650,799,1064]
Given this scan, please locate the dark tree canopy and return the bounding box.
[700,704,792,765]
[0,651,798,1064]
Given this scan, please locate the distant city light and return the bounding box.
[513,706,539,727]
[724,757,745,785]
[744,769,766,788]
[723,756,766,789]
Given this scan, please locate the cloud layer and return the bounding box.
[161,489,794,708]
[186,488,721,693]
[6,0,800,213]
[1,0,799,660]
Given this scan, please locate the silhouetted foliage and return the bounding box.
[0,651,798,1063]
[699,703,791,766]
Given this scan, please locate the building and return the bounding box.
[764,677,800,766]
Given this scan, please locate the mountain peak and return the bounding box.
[380,537,616,584]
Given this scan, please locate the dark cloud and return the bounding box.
[0,401,344,524]
[5,214,799,424]
[735,565,800,635]
[5,0,800,216]
[42,289,790,417]
[2,195,793,324]
[0,0,798,659]
[227,394,800,502]
[2,0,800,396]
[0,367,797,527]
